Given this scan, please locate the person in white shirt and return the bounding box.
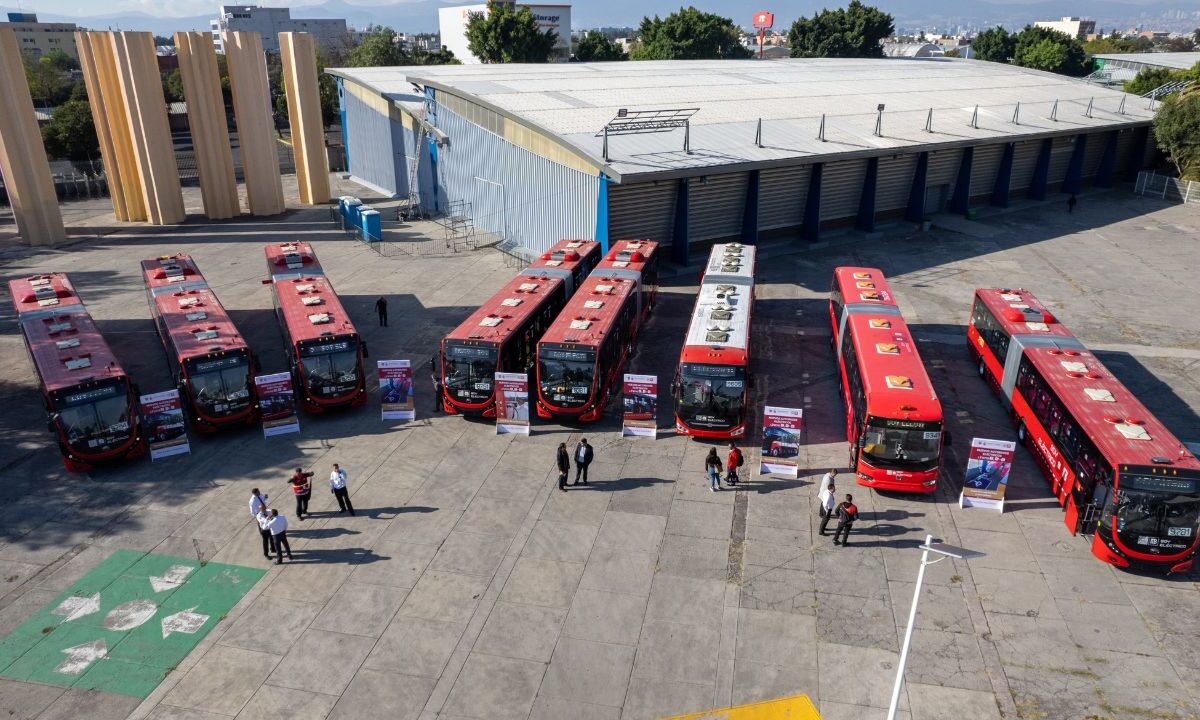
[249,488,268,518]
[818,469,838,496]
[329,463,355,515]
[255,509,275,559]
[818,483,837,536]
[266,509,293,564]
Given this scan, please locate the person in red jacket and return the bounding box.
[290,467,313,520]
[725,442,743,486]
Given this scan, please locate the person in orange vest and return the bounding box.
[290,467,314,521]
[725,442,743,486]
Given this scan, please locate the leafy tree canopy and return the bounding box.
[576,31,627,61]
[42,100,99,161]
[1153,91,1200,180]
[347,26,460,67]
[1011,25,1087,75]
[632,6,751,60]
[466,3,557,63]
[1123,61,1200,96]
[788,1,894,59]
[971,26,1014,63]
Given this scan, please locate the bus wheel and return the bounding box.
[1017,423,1027,443]
[977,359,986,377]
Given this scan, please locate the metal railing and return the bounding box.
[1134,171,1200,204]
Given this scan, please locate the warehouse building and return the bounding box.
[1091,52,1200,84]
[329,58,1154,263]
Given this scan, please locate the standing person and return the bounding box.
[705,448,723,492]
[329,463,355,515]
[266,509,293,564]
[1067,194,1077,214]
[832,494,858,546]
[290,467,313,520]
[725,442,743,486]
[255,508,275,559]
[556,443,571,492]
[249,488,268,518]
[375,297,388,326]
[818,482,837,535]
[574,438,594,485]
[430,356,443,412]
[818,469,838,496]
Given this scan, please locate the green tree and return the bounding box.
[348,26,406,66]
[41,49,78,71]
[162,68,185,104]
[41,100,99,161]
[1011,25,1087,76]
[971,26,1014,63]
[1124,66,1176,96]
[576,31,627,61]
[1083,36,1138,54]
[24,55,66,107]
[1156,36,1196,53]
[633,6,751,60]
[1153,91,1200,179]
[787,1,894,58]
[409,45,459,65]
[466,2,557,63]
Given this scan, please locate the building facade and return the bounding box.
[0,13,79,61]
[438,3,571,64]
[210,5,351,54]
[1034,17,1096,39]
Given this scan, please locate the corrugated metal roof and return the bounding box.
[330,58,1153,183]
[1092,52,1200,71]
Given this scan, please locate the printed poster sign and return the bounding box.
[960,437,1016,512]
[255,373,299,437]
[495,372,530,435]
[622,374,657,438]
[139,389,190,460]
[379,360,415,421]
[760,406,803,477]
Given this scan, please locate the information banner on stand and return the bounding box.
[960,437,1016,512]
[139,389,190,460]
[256,373,300,437]
[759,406,803,477]
[621,374,658,438]
[379,360,415,420]
[495,372,530,435]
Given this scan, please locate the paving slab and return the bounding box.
[329,668,435,720]
[474,601,566,663]
[265,629,376,696]
[540,636,636,708]
[441,653,545,720]
[363,615,465,678]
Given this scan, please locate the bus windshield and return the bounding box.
[444,342,498,404]
[861,418,941,472]
[185,353,252,417]
[298,338,360,398]
[677,363,745,430]
[1114,474,1200,552]
[539,348,595,408]
[52,380,133,452]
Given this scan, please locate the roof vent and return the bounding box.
[1114,422,1151,441]
[163,263,183,274]
[518,283,539,292]
[55,338,80,350]
[886,375,914,390]
[570,319,592,330]
[302,296,324,306]
[29,277,51,287]
[480,316,503,327]
[565,241,583,248]
[308,313,331,324]
[1151,456,1172,465]
[709,305,733,321]
[595,284,614,293]
[501,298,523,307]
[876,342,900,355]
[869,318,892,329]
[166,275,186,284]
[1025,322,1048,332]
[65,356,92,370]
[612,261,629,268]
[185,311,207,321]
[284,253,305,269]
[1085,388,1115,402]
[193,329,218,341]
[1061,361,1086,373]
[37,294,60,307]
[720,261,742,272]
[47,321,73,334]
[706,329,730,343]
[1000,292,1022,302]
[853,272,872,280]
[715,284,737,299]
[296,283,316,292]
[543,259,562,267]
[178,297,200,308]
[584,300,604,309]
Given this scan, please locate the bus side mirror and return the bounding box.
[260,279,271,285]
[253,356,262,373]
[361,342,369,359]
[47,414,58,433]
[942,430,952,446]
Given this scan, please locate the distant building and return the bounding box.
[439,2,571,64]
[0,13,80,61]
[1034,17,1096,40]
[210,5,352,55]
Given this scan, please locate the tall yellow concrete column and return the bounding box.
[279,32,330,205]
[175,31,239,219]
[76,31,145,222]
[0,28,67,246]
[111,32,185,225]
[224,31,284,216]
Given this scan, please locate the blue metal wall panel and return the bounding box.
[342,88,404,197]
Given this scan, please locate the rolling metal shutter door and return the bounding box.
[608,181,676,244]
[820,159,868,221]
[689,172,748,243]
[1115,128,1136,176]
[1047,136,1075,187]
[1083,132,1108,178]
[758,165,809,231]
[1009,139,1040,193]
[970,144,1005,198]
[875,155,918,212]
[926,149,960,190]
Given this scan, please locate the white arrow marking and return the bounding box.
[149,564,194,593]
[161,607,209,639]
[54,639,107,676]
[51,593,100,623]
[102,599,158,631]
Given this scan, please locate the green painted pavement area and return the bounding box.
[0,550,265,698]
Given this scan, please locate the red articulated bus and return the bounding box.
[673,242,756,439]
[519,239,601,296]
[439,274,567,417]
[592,239,659,328]
[829,266,901,357]
[141,254,258,431]
[263,242,367,413]
[8,274,145,471]
[536,276,638,421]
[969,288,1200,572]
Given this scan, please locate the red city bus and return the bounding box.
[969,289,1200,572]
[263,242,367,413]
[592,239,659,327]
[439,274,567,417]
[141,254,258,431]
[8,274,145,471]
[536,276,638,421]
[673,242,756,439]
[519,239,601,296]
[838,312,944,492]
[828,266,900,356]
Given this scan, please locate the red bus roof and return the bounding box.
[596,239,658,274]
[8,274,129,393]
[263,243,358,345]
[834,267,897,307]
[975,287,1074,341]
[527,239,600,275]
[846,312,941,422]
[538,275,635,348]
[140,255,249,361]
[1024,347,1200,470]
[445,274,564,344]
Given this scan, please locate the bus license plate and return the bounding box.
[1168,526,1193,537]
[473,383,491,391]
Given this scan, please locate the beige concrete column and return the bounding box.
[76,31,145,222]
[111,32,185,225]
[0,28,67,246]
[175,31,239,219]
[223,31,284,216]
[279,32,330,205]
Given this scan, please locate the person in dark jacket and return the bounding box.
[705,447,723,492]
[375,297,388,326]
[556,443,571,491]
[832,494,858,546]
[574,438,594,485]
